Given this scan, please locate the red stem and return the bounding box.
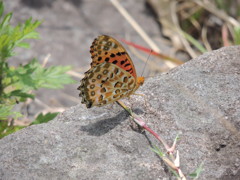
[134,115,171,152]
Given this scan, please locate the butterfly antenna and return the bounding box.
[141,49,152,77]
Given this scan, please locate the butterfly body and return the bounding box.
[78,35,144,108]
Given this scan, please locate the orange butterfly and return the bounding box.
[78,35,144,108]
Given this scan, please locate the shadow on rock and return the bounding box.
[20,0,82,9]
[80,110,128,136]
[80,108,144,136]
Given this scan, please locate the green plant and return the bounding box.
[151,145,204,179]
[0,1,75,138]
[233,26,240,45]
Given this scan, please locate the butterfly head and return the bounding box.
[137,77,145,86]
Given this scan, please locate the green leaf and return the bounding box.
[8,90,35,99]
[7,59,76,91]
[0,1,4,18]
[151,145,180,178]
[189,162,204,179]
[0,104,22,120]
[31,112,59,125]
[0,105,13,120]
[0,12,41,59]
[0,120,25,139]
[150,145,165,157]
[174,134,180,141]
[6,60,40,91]
[34,65,76,89]
[17,42,30,48]
[0,12,12,29]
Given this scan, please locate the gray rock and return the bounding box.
[0,46,240,179]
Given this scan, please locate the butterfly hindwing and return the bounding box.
[79,62,136,108]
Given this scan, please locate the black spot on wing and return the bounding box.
[112,60,118,64]
[110,53,116,57]
[124,63,130,67]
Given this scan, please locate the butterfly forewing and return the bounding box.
[90,35,137,78]
[79,62,136,108]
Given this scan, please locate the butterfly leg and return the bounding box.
[132,93,145,97]
[116,100,143,132]
[132,93,148,108]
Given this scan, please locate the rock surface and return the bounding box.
[0,46,240,179]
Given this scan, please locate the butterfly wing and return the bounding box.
[78,35,145,108]
[78,62,136,108]
[89,35,138,79]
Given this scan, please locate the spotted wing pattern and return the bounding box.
[78,35,144,108]
[89,35,137,78]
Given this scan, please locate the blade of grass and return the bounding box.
[182,31,207,53]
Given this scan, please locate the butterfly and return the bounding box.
[78,35,144,108]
